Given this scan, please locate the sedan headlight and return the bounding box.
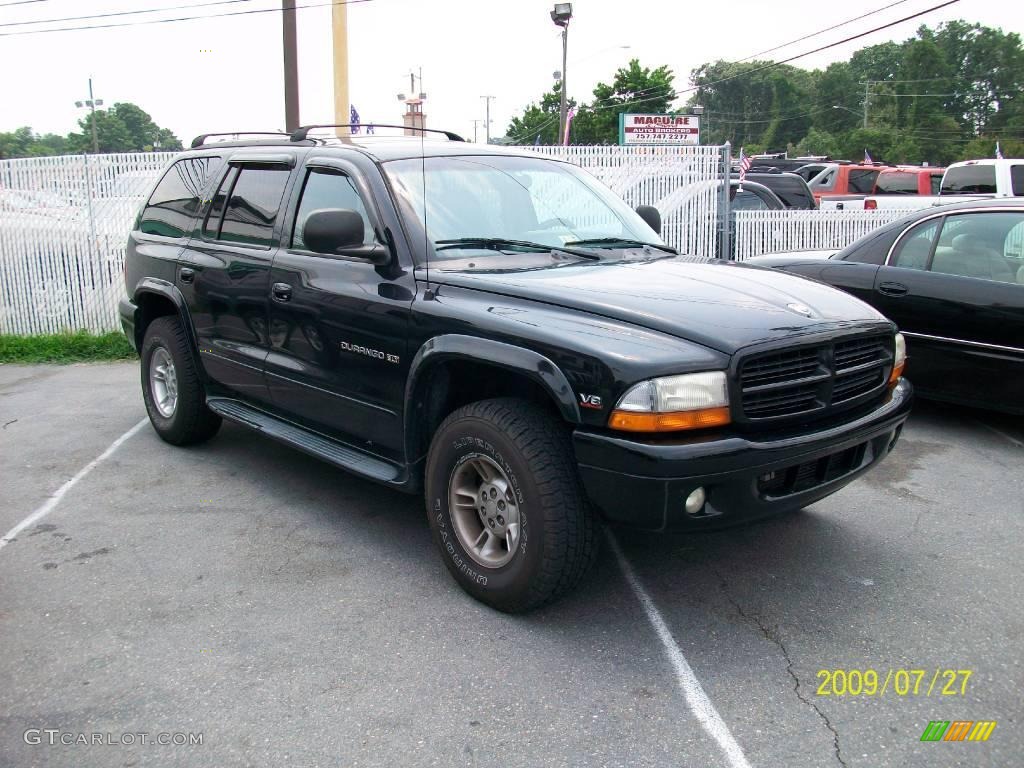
[889,332,906,385]
[608,371,730,432]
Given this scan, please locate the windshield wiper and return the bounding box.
[434,238,599,260]
[563,237,677,254]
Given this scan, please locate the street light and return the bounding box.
[74,78,104,154]
[550,3,572,144]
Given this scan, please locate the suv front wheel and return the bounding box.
[140,316,221,446]
[425,398,598,612]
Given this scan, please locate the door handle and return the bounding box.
[179,267,195,284]
[877,281,908,297]
[272,282,293,302]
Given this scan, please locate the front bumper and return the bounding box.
[574,378,913,531]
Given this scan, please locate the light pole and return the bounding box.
[550,3,572,144]
[74,78,103,154]
[480,95,495,143]
[831,104,863,129]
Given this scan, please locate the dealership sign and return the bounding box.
[618,113,700,145]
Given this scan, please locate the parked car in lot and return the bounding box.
[828,158,1024,212]
[802,162,887,205]
[824,167,945,211]
[747,199,1024,414]
[733,171,816,210]
[119,127,912,611]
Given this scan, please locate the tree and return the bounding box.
[505,84,569,146]
[0,102,181,158]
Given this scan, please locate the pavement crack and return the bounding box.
[2,419,17,429]
[715,570,847,768]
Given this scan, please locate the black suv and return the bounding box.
[120,127,912,612]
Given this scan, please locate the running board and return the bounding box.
[206,397,402,484]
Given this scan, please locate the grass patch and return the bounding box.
[0,331,137,364]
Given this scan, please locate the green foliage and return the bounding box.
[504,19,1024,164]
[0,332,136,363]
[0,102,181,158]
[506,59,675,145]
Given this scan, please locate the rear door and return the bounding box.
[264,154,415,461]
[872,210,1024,405]
[178,153,296,404]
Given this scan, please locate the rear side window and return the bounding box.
[204,165,290,248]
[731,189,771,211]
[139,156,222,238]
[848,169,880,194]
[890,219,940,270]
[930,174,942,195]
[942,165,996,194]
[1012,165,1024,196]
[874,172,916,195]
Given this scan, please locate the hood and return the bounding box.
[433,258,890,354]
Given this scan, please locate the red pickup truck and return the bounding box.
[803,163,887,203]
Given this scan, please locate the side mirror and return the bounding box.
[302,208,388,264]
[636,204,661,235]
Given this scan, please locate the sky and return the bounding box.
[0,0,1022,146]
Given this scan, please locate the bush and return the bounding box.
[0,331,136,363]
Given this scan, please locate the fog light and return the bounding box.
[684,487,706,514]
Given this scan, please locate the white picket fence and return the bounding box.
[733,208,919,261]
[1,153,176,335]
[528,145,724,261]
[1,147,932,336]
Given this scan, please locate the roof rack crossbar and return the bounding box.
[191,132,290,148]
[289,124,465,142]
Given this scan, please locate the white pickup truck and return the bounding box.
[822,158,1024,212]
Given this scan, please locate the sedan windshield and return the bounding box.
[383,154,664,263]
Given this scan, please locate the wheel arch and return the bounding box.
[132,278,203,372]
[404,334,581,469]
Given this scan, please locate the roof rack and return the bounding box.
[191,132,290,148]
[289,124,465,142]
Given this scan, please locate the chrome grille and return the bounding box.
[739,334,892,421]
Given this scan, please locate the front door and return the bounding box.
[264,156,415,461]
[178,155,296,405]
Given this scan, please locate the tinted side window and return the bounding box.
[941,165,996,194]
[848,169,880,194]
[891,219,939,270]
[218,166,291,248]
[930,174,942,195]
[292,168,376,250]
[1011,165,1024,196]
[874,172,916,194]
[731,190,770,211]
[139,156,222,238]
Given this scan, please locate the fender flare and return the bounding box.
[404,334,581,460]
[131,278,203,369]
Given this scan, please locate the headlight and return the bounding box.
[608,371,730,432]
[889,332,906,385]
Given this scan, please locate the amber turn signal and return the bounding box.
[608,406,731,433]
[888,359,905,385]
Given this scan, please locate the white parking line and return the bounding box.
[0,418,148,553]
[608,531,754,768]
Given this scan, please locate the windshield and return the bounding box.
[383,154,663,263]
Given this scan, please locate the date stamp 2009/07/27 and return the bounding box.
[815,668,972,697]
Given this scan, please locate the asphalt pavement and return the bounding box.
[0,362,1020,768]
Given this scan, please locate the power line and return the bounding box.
[0,0,49,7]
[0,0,255,29]
[737,0,913,63]
[0,0,373,37]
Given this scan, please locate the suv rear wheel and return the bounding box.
[140,316,221,446]
[425,398,598,612]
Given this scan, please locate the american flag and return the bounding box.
[737,148,752,183]
[350,104,360,134]
[996,141,1003,160]
[864,148,873,164]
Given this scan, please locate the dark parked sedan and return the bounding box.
[747,199,1024,414]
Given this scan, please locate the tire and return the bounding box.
[425,398,599,613]
[140,316,221,446]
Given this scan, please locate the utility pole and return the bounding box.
[332,0,350,138]
[75,79,103,154]
[282,0,300,132]
[861,81,870,129]
[471,119,481,143]
[480,96,494,143]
